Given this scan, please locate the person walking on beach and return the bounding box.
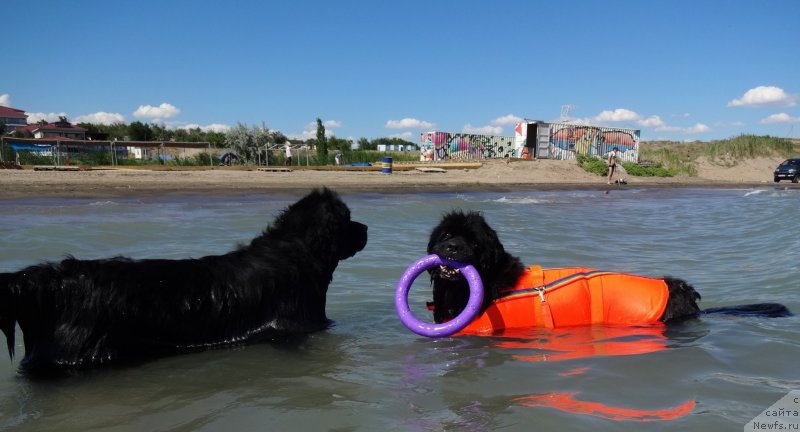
[607,147,619,184]
[284,143,293,166]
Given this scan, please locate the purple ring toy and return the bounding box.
[394,254,483,338]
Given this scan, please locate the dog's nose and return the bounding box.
[443,240,463,254]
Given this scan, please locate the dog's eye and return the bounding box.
[440,233,452,241]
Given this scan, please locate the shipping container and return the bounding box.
[514,121,640,163]
[419,122,640,163]
[419,131,515,161]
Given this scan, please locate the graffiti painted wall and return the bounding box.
[549,122,640,162]
[420,124,640,162]
[515,122,640,162]
[419,132,515,161]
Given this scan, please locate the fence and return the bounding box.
[1,137,213,167]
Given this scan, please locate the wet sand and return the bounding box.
[0,158,791,199]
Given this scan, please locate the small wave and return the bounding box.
[771,188,799,197]
[493,196,547,205]
[743,189,767,197]
[88,200,120,206]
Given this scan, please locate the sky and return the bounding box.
[2,0,799,143]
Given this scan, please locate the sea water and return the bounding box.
[0,188,798,431]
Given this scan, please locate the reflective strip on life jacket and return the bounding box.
[458,266,670,335]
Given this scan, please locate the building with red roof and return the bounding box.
[0,106,28,134]
[16,120,87,140]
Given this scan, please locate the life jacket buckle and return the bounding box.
[534,286,547,302]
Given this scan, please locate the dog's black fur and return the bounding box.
[427,210,789,324]
[0,188,367,372]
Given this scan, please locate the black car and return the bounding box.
[774,158,800,183]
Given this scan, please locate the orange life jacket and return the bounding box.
[457,266,669,335]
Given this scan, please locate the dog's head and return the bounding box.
[428,211,516,278]
[266,188,367,264]
[427,211,524,323]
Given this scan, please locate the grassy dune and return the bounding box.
[581,135,800,177]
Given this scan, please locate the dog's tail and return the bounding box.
[702,303,792,318]
[0,273,15,359]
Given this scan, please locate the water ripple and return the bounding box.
[0,188,798,431]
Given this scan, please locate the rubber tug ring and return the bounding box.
[395,254,483,338]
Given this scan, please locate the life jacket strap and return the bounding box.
[535,287,555,329]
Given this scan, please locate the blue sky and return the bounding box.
[2,0,798,142]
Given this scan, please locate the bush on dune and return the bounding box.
[578,134,796,177]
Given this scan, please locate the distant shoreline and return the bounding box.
[0,158,795,200]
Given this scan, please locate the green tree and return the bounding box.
[328,137,351,152]
[357,137,371,150]
[225,122,254,163]
[272,131,288,145]
[315,118,327,163]
[224,122,279,165]
[104,123,130,141]
[150,123,170,141]
[0,120,6,135]
[11,129,33,138]
[128,121,153,141]
[77,122,100,135]
[206,131,226,147]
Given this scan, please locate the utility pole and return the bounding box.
[560,104,574,122]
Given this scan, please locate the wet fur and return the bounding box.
[0,188,367,372]
[428,211,789,324]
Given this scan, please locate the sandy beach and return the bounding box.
[0,157,794,199]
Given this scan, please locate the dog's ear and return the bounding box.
[467,212,506,266]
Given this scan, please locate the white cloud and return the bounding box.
[490,114,523,126]
[728,86,796,108]
[594,108,640,122]
[181,123,231,132]
[655,123,710,134]
[390,131,415,140]
[462,124,503,135]
[290,130,316,141]
[26,112,68,124]
[385,118,435,129]
[637,115,665,128]
[74,111,125,125]
[303,120,341,131]
[291,121,337,141]
[0,94,10,107]
[204,123,231,133]
[686,123,710,133]
[760,113,800,124]
[133,102,181,119]
[585,109,670,129]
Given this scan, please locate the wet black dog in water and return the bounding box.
[0,188,367,373]
[427,210,790,325]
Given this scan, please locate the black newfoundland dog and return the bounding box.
[0,188,367,372]
[427,210,789,326]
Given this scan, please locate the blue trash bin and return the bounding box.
[381,156,393,174]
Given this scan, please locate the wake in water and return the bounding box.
[702,303,792,318]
